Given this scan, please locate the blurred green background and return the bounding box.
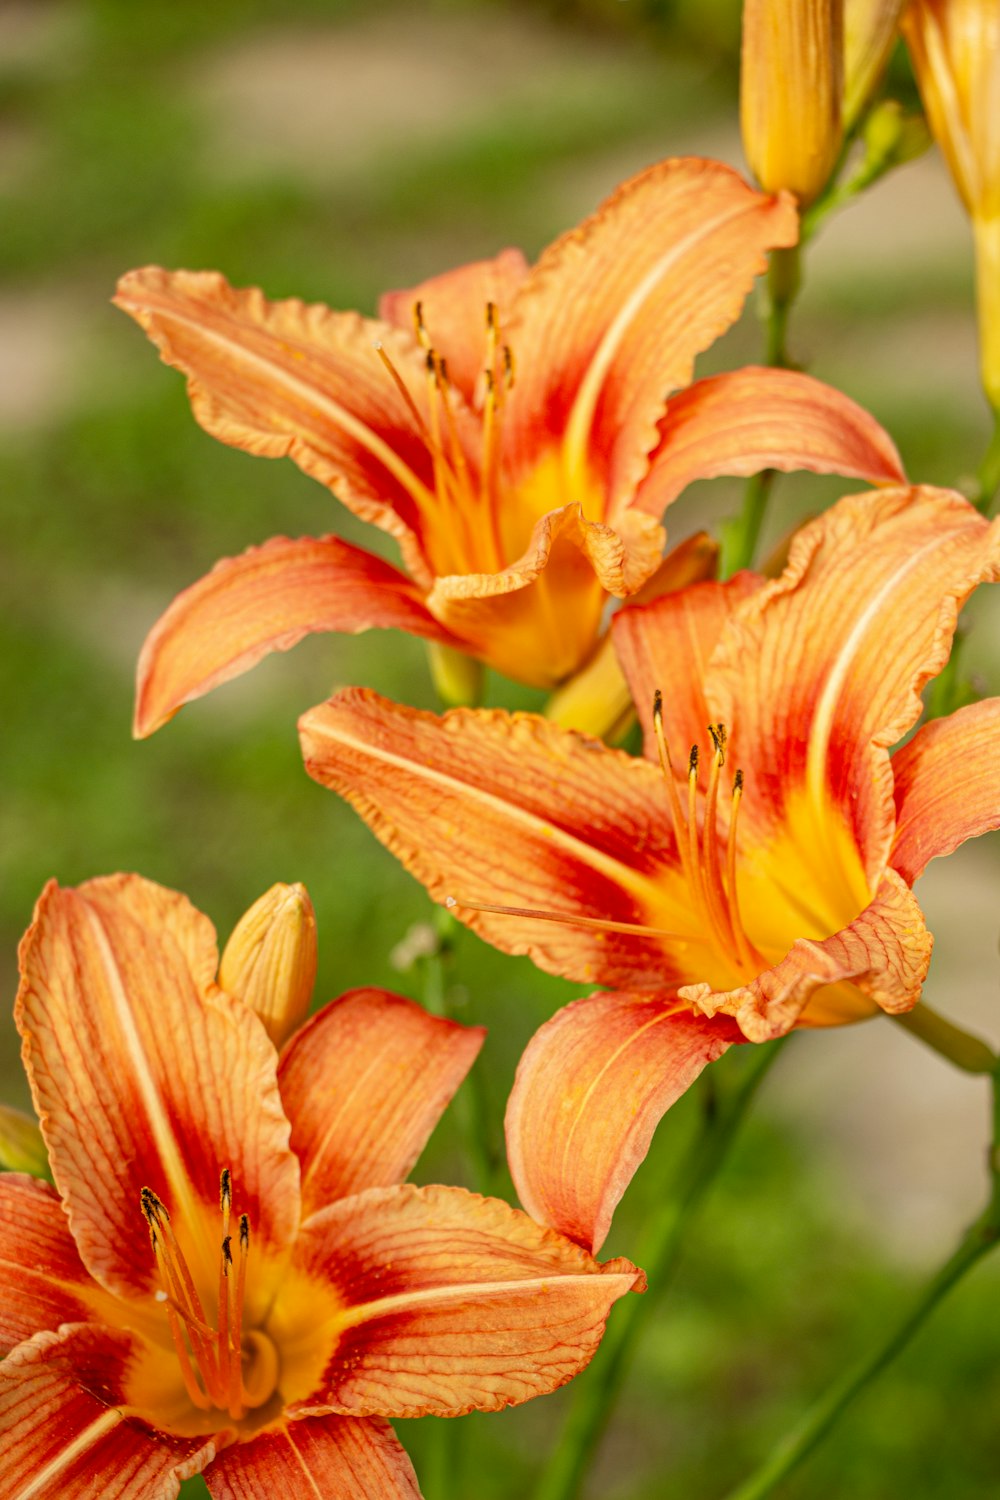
[2,1,999,1495]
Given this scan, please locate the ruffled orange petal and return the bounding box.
[428,502,666,686]
[891,697,1000,884]
[282,1183,643,1419]
[379,248,530,404]
[631,366,905,518]
[134,533,462,738]
[0,1176,114,1355]
[506,993,741,1253]
[205,1415,420,1500]
[278,988,484,1216]
[15,876,299,1303]
[707,486,1000,881]
[114,268,463,575]
[502,158,797,512]
[299,689,697,991]
[0,1325,217,1499]
[681,869,932,1040]
[612,573,763,765]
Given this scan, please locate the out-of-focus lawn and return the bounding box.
[2,2,999,1496]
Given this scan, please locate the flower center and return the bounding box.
[140,1170,279,1421]
[374,300,516,576]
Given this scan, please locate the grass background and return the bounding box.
[2,1,999,1494]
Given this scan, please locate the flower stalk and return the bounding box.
[719,1059,1000,1500]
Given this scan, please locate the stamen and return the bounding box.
[228,1217,250,1418]
[374,341,430,438]
[444,894,690,944]
[701,725,736,951]
[726,770,758,970]
[651,691,698,890]
[412,300,430,350]
[502,344,515,390]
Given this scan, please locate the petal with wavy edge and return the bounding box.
[428,502,666,686]
[682,869,932,1040]
[205,1416,420,1500]
[891,697,1000,884]
[279,1182,643,1419]
[0,1176,114,1355]
[631,366,905,518]
[379,248,530,403]
[506,992,741,1253]
[15,876,299,1305]
[299,689,707,992]
[503,158,797,509]
[0,1325,217,1500]
[612,573,762,765]
[707,487,1000,881]
[113,267,466,573]
[278,988,485,1216]
[134,533,462,738]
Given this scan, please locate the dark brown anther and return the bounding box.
[239,1215,250,1252]
[688,745,700,778]
[222,1235,233,1272]
[503,345,515,387]
[734,768,744,794]
[220,1169,232,1213]
[653,688,663,723]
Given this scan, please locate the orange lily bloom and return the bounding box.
[3,876,642,1496]
[115,157,904,736]
[299,485,1000,1252]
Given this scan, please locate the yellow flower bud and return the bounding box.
[0,1103,50,1178]
[903,0,1000,406]
[741,0,845,205]
[219,883,318,1049]
[844,0,908,127]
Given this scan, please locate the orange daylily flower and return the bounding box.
[115,157,904,736]
[2,876,642,1498]
[299,485,1000,1252]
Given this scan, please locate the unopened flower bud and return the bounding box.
[903,0,1000,407]
[0,1104,50,1178]
[219,883,317,1049]
[741,0,845,205]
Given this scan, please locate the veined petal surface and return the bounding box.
[15,877,300,1303]
[632,366,905,517]
[278,988,484,1216]
[891,697,1000,883]
[205,1415,420,1500]
[300,689,698,990]
[114,268,458,567]
[613,573,762,765]
[282,1183,643,1419]
[0,1325,217,1500]
[506,993,741,1252]
[134,533,461,738]
[0,1176,111,1354]
[503,158,797,510]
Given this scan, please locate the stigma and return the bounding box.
[141,1171,278,1421]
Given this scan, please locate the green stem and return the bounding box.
[419,933,496,1196]
[721,1204,1000,1500]
[532,1038,788,1500]
[722,246,800,577]
[719,1066,1000,1500]
[892,1002,997,1075]
[975,407,1000,516]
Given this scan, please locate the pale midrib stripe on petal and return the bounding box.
[555,1004,676,1209]
[86,909,206,1259]
[804,530,961,821]
[333,1272,634,1332]
[313,724,662,909]
[13,1408,122,1500]
[280,1428,326,1500]
[124,301,438,513]
[562,197,763,483]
